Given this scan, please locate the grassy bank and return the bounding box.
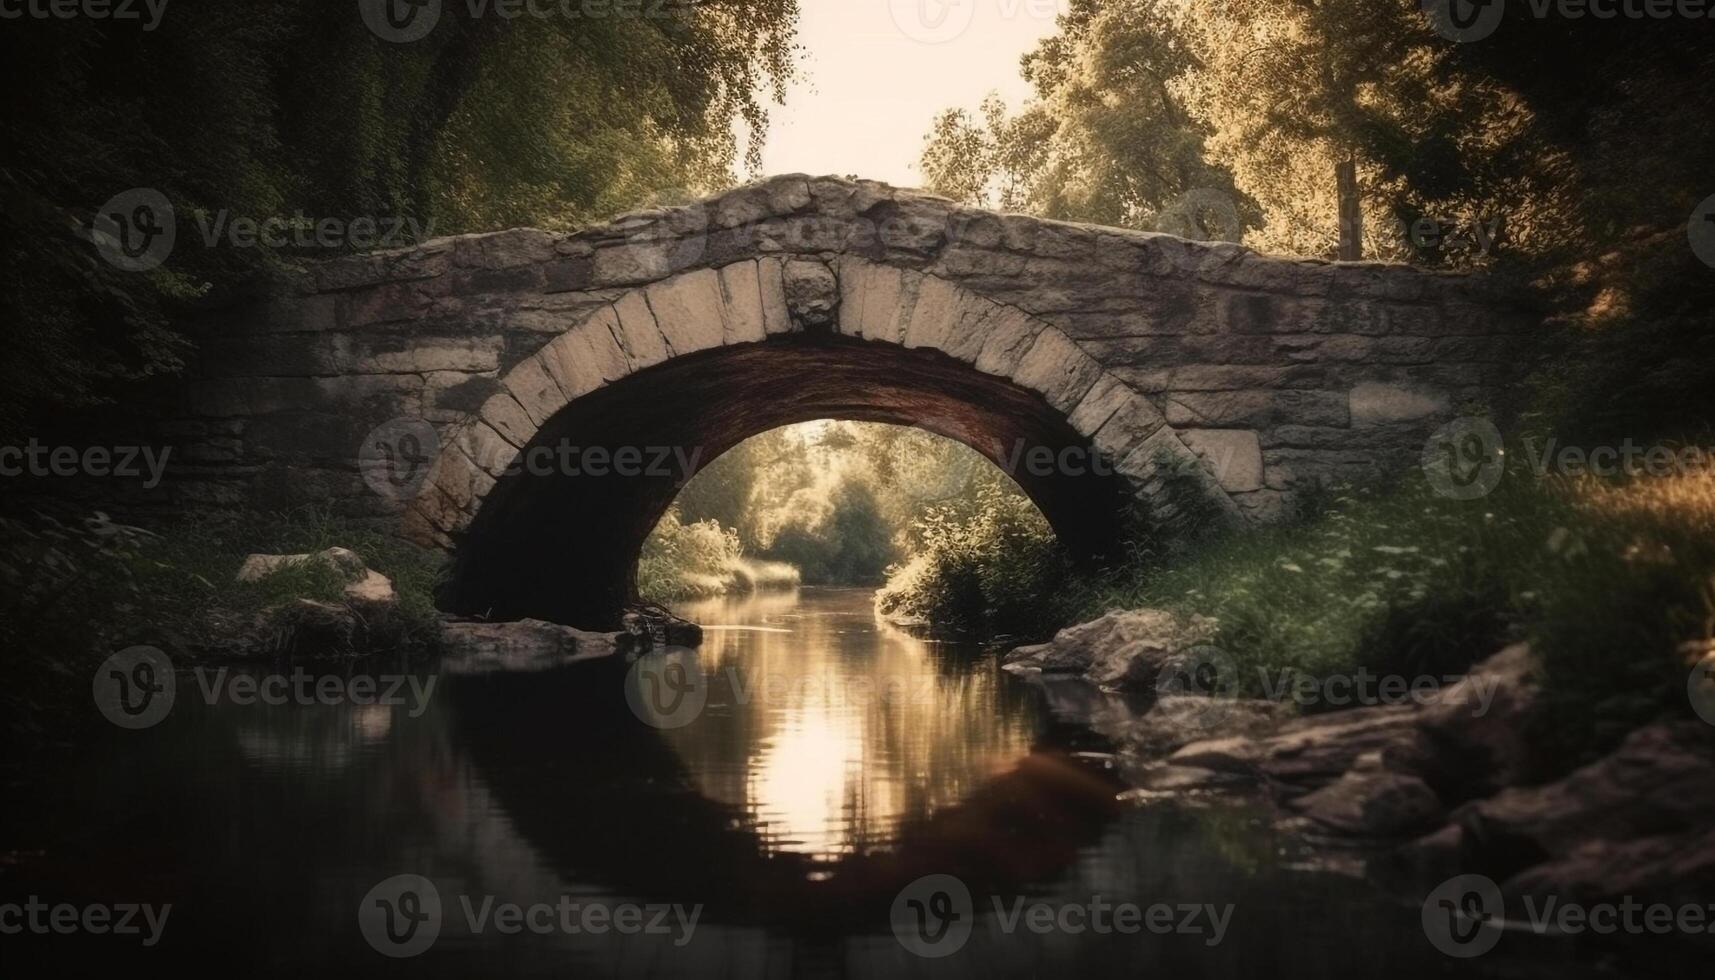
[1,506,445,747]
[878,469,1715,766]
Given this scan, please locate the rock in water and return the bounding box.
[1002,608,1218,691]
[440,619,634,673]
[622,605,703,648]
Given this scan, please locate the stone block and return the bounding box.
[758,258,793,335]
[1349,382,1451,424]
[717,261,767,344]
[1179,429,1265,492]
[1166,389,1349,428]
[1012,329,1104,413]
[501,354,564,427]
[645,268,727,355]
[610,290,670,368]
[972,306,1043,377]
[783,259,839,329]
[479,392,536,448]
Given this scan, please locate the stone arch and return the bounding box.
[403,258,1237,627]
[161,176,1528,627]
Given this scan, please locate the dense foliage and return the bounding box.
[923,1,1712,268]
[0,0,799,438]
[1,506,444,745]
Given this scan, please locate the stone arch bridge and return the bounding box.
[170,176,1533,628]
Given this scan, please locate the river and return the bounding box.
[6,587,1609,977]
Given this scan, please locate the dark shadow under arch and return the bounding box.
[442,333,1132,628]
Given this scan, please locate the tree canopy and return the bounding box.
[0,0,800,438]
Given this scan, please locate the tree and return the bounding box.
[0,0,801,438]
[920,0,1253,239]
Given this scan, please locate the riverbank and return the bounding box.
[1002,605,1715,932]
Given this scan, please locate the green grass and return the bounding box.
[878,462,1714,769]
[1,505,447,747]
[131,506,446,644]
[1079,471,1715,765]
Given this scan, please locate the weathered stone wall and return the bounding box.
[165,174,1536,545]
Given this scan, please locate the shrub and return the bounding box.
[0,505,447,746]
[875,483,1077,637]
[1079,471,1715,765]
[637,508,800,602]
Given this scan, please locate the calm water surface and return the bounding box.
[7,588,1632,977]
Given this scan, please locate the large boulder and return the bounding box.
[1290,764,1446,838]
[1393,721,1715,892]
[235,546,368,583]
[1452,721,1715,862]
[1415,643,1541,794]
[234,545,400,615]
[1166,644,1545,805]
[1003,608,1218,691]
[1168,702,1420,794]
[219,547,403,658]
[1504,826,1715,914]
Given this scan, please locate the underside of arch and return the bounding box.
[438,335,1137,629]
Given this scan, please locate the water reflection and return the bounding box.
[2,588,1645,977]
[660,587,1040,861]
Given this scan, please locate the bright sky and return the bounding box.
[743,0,1065,188]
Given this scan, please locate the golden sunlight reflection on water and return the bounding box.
[666,587,1037,861]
